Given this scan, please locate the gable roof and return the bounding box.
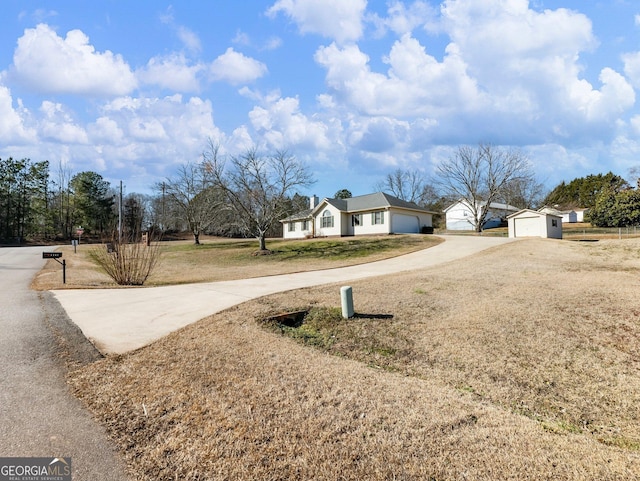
[280,192,437,223]
[280,208,313,222]
[320,192,437,214]
[507,208,562,219]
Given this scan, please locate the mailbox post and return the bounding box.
[43,252,65,284]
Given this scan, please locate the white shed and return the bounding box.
[507,209,562,239]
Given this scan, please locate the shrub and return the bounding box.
[89,231,162,285]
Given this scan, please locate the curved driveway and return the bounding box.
[0,246,128,480]
[53,235,515,355]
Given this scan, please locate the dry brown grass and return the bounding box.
[66,237,640,480]
[32,235,440,290]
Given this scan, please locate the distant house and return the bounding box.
[508,209,562,239]
[538,206,588,223]
[443,200,520,231]
[280,192,437,239]
[574,208,588,222]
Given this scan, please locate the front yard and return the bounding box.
[63,237,640,480]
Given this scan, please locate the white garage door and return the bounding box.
[514,217,540,237]
[392,214,419,233]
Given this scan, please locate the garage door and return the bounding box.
[514,217,539,237]
[392,214,419,233]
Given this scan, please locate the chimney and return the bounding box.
[310,195,319,209]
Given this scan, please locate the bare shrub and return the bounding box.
[90,231,161,286]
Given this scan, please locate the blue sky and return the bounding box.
[2,0,640,199]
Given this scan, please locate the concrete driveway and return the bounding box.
[0,246,129,480]
[52,235,515,355]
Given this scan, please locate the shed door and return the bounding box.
[514,216,539,237]
[392,214,419,233]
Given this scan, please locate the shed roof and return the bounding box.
[507,208,562,219]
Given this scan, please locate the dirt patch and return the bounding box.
[67,237,640,480]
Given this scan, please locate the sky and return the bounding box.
[2,0,640,200]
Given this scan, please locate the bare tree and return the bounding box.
[501,176,546,210]
[158,162,223,244]
[436,144,534,232]
[204,141,314,252]
[375,168,432,205]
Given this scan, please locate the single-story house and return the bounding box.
[280,192,437,239]
[507,209,562,239]
[443,200,520,231]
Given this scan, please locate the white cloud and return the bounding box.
[267,0,366,44]
[233,30,251,46]
[248,95,331,150]
[209,48,267,85]
[369,1,439,37]
[313,0,634,152]
[39,101,89,144]
[314,38,480,117]
[128,118,167,142]
[0,85,35,143]
[577,68,635,122]
[347,116,410,153]
[439,0,612,125]
[177,26,201,53]
[623,51,640,89]
[262,36,283,51]
[159,6,202,53]
[87,117,124,144]
[137,54,204,92]
[12,24,137,96]
[101,95,218,149]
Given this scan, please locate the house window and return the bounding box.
[288,222,296,232]
[372,211,384,225]
[552,219,558,227]
[302,220,308,231]
[321,210,334,228]
[352,214,361,227]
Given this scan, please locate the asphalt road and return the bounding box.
[0,246,129,481]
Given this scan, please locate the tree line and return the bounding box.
[0,144,546,244]
[0,147,313,249]
[4,143,637,246]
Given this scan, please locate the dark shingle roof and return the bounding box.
[281,192,436,223]
[319,192,427,212]
[280,208,313,222]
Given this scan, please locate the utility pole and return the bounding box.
[162,181,166,233]
[119,180,123,243]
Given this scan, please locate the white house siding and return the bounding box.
[508,210,562,239]
[282,193,436,239]
[445,204,476,230]
[562,211,577,223]
[283,219,311,239]
[545,215,563,239]
[315,203,343,237]
[348,210,391,236]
